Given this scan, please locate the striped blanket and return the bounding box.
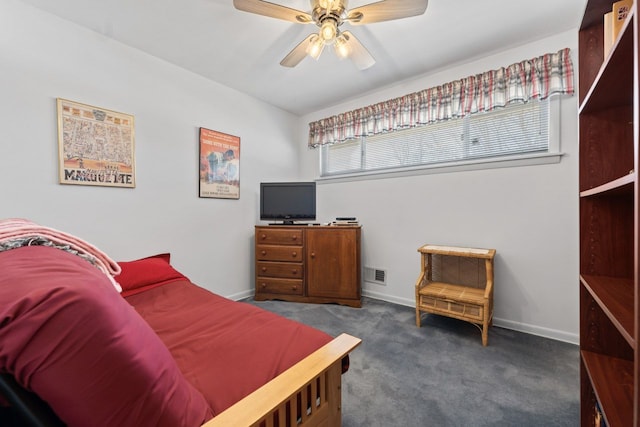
[0,218,122,292]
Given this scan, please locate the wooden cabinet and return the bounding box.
[306,227,361,301]
[578,1,638,425]
[255,225,361,307]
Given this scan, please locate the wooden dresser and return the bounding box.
[255,225,361,307]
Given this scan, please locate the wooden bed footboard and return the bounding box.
[201,333,361,427]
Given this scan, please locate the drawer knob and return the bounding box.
[261,283,267,288]
[292,235,297,240]
[261,267,267,272]
[292,285,298,290]
[310,252,316,258]
[292,269,298,274]
[261,250,266,256]
[260,234,266,240]
[291,251,297,257]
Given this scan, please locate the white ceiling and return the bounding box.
[18,0,586,116]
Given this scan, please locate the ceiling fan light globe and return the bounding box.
[306,36,325,60]
[320,20,337,42]
[334,36,349,59]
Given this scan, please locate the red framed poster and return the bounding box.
[199,128,240,199]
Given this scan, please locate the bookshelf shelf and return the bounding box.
[580,274,634,346]
[581,350,633,426]
[579,173,634,197]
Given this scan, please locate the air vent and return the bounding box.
[364,266,386,285]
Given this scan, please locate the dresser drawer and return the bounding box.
[256,278,303,295]
[256,228,303,245]
[256,245,303,262]
[257,261,303,279]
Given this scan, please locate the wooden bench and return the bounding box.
[415,244,496,346]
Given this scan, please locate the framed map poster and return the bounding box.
[199,127,240,199]
[57,98,135,188]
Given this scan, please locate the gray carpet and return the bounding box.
[246,297,579,427]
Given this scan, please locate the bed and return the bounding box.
[0,223,361,427]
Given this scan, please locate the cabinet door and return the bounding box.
[306,228,360,300]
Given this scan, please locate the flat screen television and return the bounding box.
[260,182,316,224]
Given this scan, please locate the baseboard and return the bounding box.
[228,289,254,301]
[363,289,415,307]
[362,289,579,345]
[493,318,578,345]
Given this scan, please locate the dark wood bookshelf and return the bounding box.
[578,0,639,425]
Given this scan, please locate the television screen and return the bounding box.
[260,182,316,224]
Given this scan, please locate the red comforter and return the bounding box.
[125,279,334,415]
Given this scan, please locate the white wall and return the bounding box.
[299,30,580,343]
[0,0,300,299]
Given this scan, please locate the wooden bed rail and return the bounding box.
[201,333,361,427]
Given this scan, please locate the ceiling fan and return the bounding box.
[233,0,429,70]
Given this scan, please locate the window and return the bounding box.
[320,98,558,178]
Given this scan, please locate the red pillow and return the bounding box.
[0,246,214,426]
[116,253,188,297]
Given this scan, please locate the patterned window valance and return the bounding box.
[308,48,574,148]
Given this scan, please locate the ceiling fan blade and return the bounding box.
[341,31,375,70]
[233,0,313,23]
[280,34,316,67]
[346,0,428,24]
